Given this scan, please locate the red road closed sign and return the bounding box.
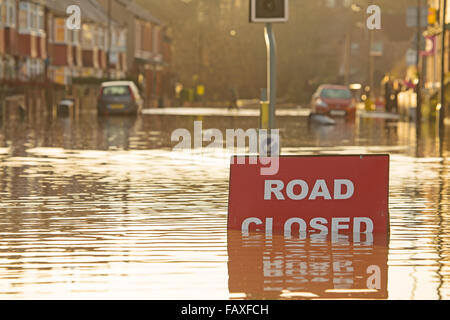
[228,155,389,234]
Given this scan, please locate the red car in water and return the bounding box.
[311,84,356,118]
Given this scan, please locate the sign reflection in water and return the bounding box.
[227,230,388,299]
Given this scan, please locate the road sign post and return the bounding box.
[250,0,288,155]
[265,23,277,144]
[260,88,269,129]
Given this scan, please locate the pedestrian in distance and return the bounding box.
[383,75,394,113]
[228,86,239,110]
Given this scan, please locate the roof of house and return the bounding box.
[43,0,72,14]
[44,0,161,26]
[45,0,120,27]
[80,0,112,25]
[116,0,161,25]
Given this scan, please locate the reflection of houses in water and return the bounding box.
[228,231,388,300]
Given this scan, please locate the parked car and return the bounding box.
[97,81,143,116]
[311,85,356,118]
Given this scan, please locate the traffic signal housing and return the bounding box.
[250,0,289,23]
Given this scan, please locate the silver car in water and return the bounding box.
[97,81,144,116]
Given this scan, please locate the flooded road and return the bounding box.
[0,109,449,299]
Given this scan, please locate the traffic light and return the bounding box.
[250,0,288,23]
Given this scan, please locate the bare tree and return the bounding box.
[138,0,414,104]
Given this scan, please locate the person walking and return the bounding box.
[383,75,394,113]
[228,86,239,109]
[392,80,401,114]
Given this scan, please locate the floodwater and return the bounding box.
[0,109,449,299]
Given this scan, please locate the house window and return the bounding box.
[82,24,94,49]
[27,58,32,78]
[37,5,44,32]
[31,58,43,78]
[18,1,28,33]
[25,58,42,79]
[18,2,45,34]
[65,28,80,46]
[0,0,5,27]
[71,29,80,45]
[29,3,36,31]
[5,57,15,79]
[5,0,15,27]
[53,67,66,85]
[54,17,66,43]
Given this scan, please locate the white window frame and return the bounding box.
[18,1,30,34]
[53,16,68,44]
[71,28,80,46]
[5,0,16,28]
[82,23,95,49]
[0,0,5,27]
[37,4,44,33]
[32,58,43,77]
[29,2,36,32]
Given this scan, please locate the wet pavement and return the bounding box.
[0,109,449,299]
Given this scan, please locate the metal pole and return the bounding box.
[107,0,112,79]
[416,0,422,131]
[440,0,447,135]
[264,23,276,132]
